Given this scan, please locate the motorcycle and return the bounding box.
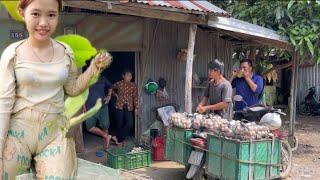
[233,95,285,129]
[186,132,207,180]
[184,113,208,180]
[298,86,320,116]
[233,95,294,178]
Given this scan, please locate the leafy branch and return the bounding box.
[212,0,320,64]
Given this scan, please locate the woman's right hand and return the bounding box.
[93,51,112,70]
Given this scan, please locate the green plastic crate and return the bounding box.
[106,144,151,170]
[165,127,193,165]
[207,134,281,180]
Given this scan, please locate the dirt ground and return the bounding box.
[285,115,320,180]
[80,114,320,180]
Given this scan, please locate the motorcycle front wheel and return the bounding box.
[280,140,293,179]
[298,103,311,116]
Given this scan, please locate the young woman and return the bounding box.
[0,0,111,179]
[111,70,139,145]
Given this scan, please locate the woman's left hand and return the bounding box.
[93,52,112,70]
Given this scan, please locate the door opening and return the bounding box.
[81,52,137,157]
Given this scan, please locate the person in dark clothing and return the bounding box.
[84,75,115,148]
[110,70,139,145]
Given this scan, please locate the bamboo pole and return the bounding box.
[289,51,299,147]
[185,24,197,113]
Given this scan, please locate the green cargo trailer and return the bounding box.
[207,134,281,180]
[165,127,193,166]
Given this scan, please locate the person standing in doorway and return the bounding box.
[231,59,264,110]
[111,70,139,145]
[196,59,233,119]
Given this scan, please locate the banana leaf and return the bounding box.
[55,35,100,130]
[67,98,102,129]
[64,89,89,119]
[61,99,102,135]
[55,34,97,68]
[0,1,23,22]
[54,35,103,132]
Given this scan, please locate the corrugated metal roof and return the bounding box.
[209,17,286,42]
[208,17,292,50]
[135,0,229,16]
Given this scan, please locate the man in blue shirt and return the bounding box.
[84,76,113,148]
[231,59,264,111]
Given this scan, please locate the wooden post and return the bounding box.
[185,24,197,113]
[289,51,299,147]
[249,47,256,64]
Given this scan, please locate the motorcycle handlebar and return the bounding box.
[234,107,286,116]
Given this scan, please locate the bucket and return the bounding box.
[152,136,165,161]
